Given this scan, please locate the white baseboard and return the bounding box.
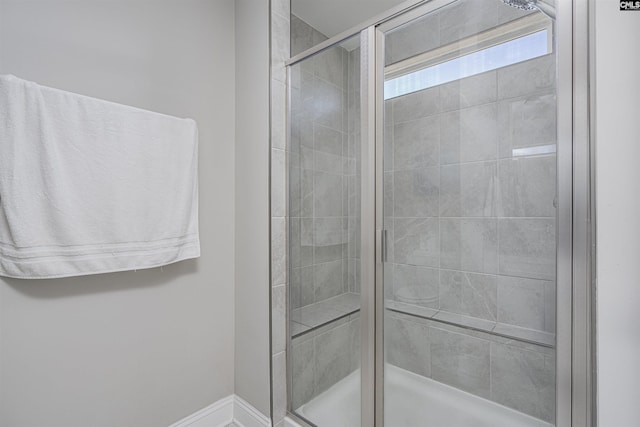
[170,395,271,427]
[169,396,234,427]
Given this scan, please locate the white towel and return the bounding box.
[0,75,200,279]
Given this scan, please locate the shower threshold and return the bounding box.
[296,365,553,427]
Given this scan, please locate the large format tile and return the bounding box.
[299,265,315,307]
[347,258,356,293]
[313,218,346,246]
[347,217,360,259]
[385,11,440,65]
[497,155,556,217]
[314,149,343,176]
[313,44,345,88]
[440,161,497,217]
[290,218,313,269]
[313,77,344,131]
[498,92,557,158]
[300,145,314,170]
[440,70,497,112]
[393,217,439,267]
[301,218,313,246]
[349,316,361,371]
[393,115,440,171]
[544,279,556,333]
[348,175,360,218]
[301,169,314,217]
[430,326,491,398]
[440,218,498,274]
[272,351,287,423]
[272,285,287,354]
[314,171,343,217]
[271,148,286,217]
[290,266,301,309]
[439,0,499,45]
[271,217,287,286]
[490,342,556,422]
[393,168,440,217]
[384,123,394,172]
[271,78,288,151]
[497,54,555,100]
[291,337,315,409]
[314,321,352,394]
[497,275,555,332]
[289,164,302,218]
[297,71,316,122]
[392,86,441,123]
[291,14,316,57]
[498,218,556,280]
[342,166,349,218]
[384,263,395,300]
[313,243,344,265]
[314,260,344,302]
[348,48,362,130]
[440,103,498,165]
[393,264,439,308]
[386,314,431,377]
[439,270,497,321]
[314,124,343,156]
[384,172,394,217]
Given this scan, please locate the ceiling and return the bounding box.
[292,0,409,39]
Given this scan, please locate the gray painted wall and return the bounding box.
[0,1,236,425]
[595,1,640,425]
[234,0,271,417]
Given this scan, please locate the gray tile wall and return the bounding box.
[383,2,557,422]
[385,14,557,338]
[291,14,328,58]
[386,311,556,422]
[291,313,361,410]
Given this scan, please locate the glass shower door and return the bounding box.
[379,1,558,426]
[288,33,363,427]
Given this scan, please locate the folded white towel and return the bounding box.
[0,75,200,279]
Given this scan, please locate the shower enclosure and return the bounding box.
[284,0,591,425]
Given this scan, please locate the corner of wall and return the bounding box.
[233,0,272,419]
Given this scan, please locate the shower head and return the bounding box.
[501,0,537,10]
[501,0,555,19]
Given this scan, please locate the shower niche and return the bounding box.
[286,0,577,425]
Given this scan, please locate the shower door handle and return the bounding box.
[376,229,388,264]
